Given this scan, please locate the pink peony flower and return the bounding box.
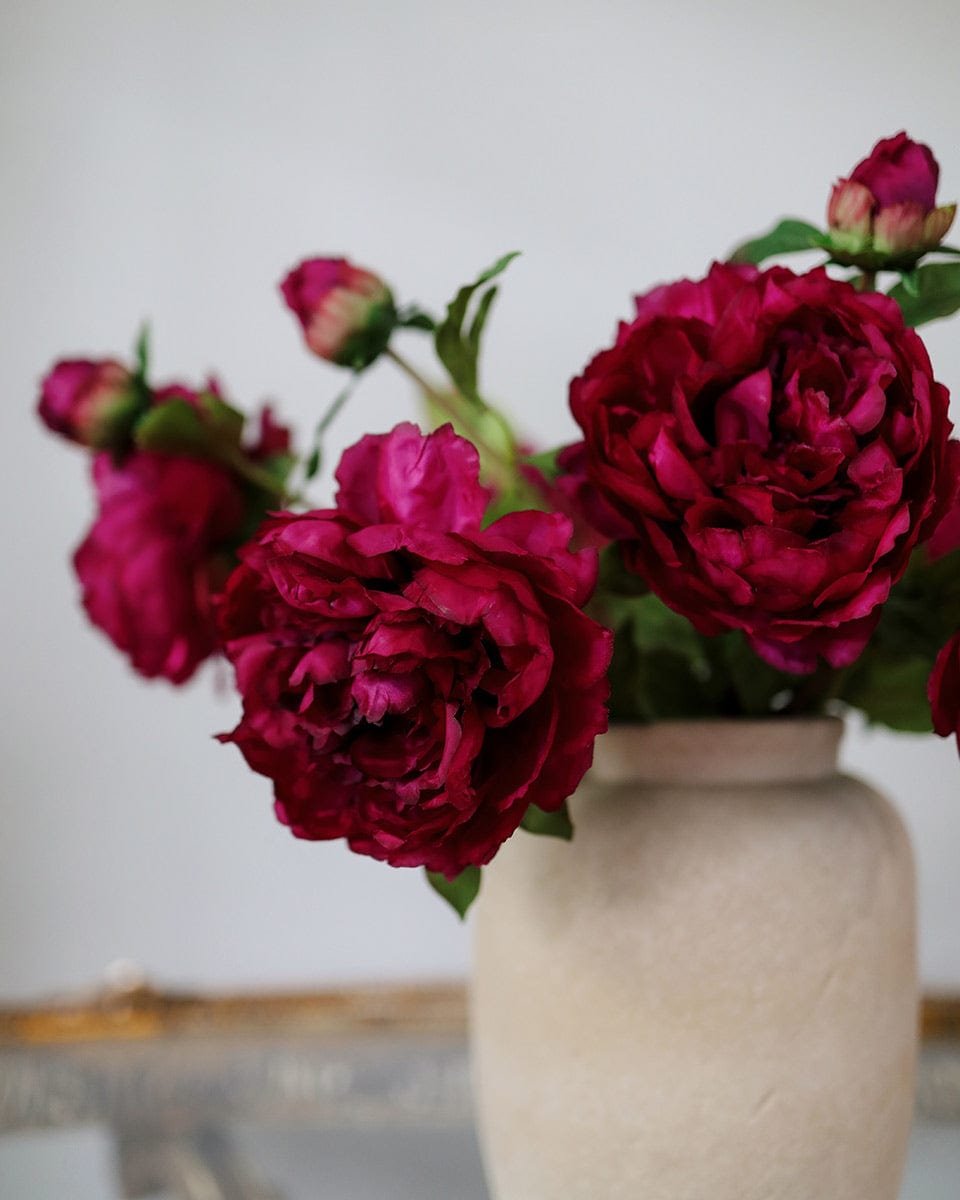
[828,132,956,265]
[74,452,247,683]
[38,359,141,450]
[570,263,955,673]
[218,423,612,878]
[280,257,396,368]
[929,632,960,748]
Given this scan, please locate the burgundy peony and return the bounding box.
[75,452,247,683]
[929,632,960,749]
[38,358,142,450]
[218,422,612,877]
[280,257,397,368]
[828,132,955,265]
[569,263,955,673]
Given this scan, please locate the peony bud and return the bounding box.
[827,132,956,268]
[280,257,397,369]
[38,359,142,450]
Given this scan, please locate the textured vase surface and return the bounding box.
[471,718,918,1200]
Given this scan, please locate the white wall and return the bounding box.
[2,0,959,999]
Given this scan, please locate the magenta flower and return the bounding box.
[929,632,960,750]
[280,257,396,368]
[75,452,247,683]
[218,423,612,878]
[570,263,955,673]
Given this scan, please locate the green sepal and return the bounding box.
[336,299,398,371]
[435,252,520,405]
[887,262,960,327]
[198,391,245,449]
[426,866,481,919]
[729,219,828,265]
[133,398,210,454]
[520,802,573,841]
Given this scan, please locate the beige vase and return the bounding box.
[471,718,918,1200]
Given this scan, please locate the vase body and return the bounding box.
[471,718,917,1200]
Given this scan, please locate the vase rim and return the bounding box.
[590,715,844,787]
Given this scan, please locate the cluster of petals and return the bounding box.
[75,451,248,683]
[569,262,956,673]
[217,423,612,877]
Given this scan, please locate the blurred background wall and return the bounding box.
[2,0,958,1000]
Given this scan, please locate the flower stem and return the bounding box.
[384,348,518,490]
[216,444,304,507]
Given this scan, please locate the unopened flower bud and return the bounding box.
[280,257,396,369]
[827,133,956,268]
[38,359,141,450]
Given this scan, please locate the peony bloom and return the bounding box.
[218,423,612,877]
[74,452,247,683]
[38,359,142,450]
[828,132,956,266]
[570,263,955,673]
[929,632,960,748]
[280,257,396,368]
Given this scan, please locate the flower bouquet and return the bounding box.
[38,133,960,1198]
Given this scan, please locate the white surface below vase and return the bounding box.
[471,718,918,1200]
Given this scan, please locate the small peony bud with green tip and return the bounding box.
[827,133,956,269]
[38,359,143,450]
[280,257,397,369]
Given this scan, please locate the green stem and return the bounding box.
[385,348,518,492]
[856,269,878,292]
[216,444,304,507]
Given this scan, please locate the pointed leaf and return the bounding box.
[426,866,481,919]
[434,252,520,404]
[467,285,499,356]
[887,262,960,327]
[520,802,573,841]
[399,310,437,331]
[133,324,151,380]
[729,219,827,265]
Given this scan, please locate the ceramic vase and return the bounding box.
[471,718,917,1200]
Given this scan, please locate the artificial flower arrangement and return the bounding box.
[39,133,960,916]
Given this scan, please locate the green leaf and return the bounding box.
[434,252,520,404]
[198,392,245,448]
[520,802,573,841]
[398,307,437,332]
[133,324,151,380]
[302,380,357,483]
[728,219,828,265]
[719,633,801,716]
[930,245,960,258]
[887,262,960,327]
[255,452,296,491]
[426,866,481,919]
[133,399,209,454]
[840,653,935,733]
[520,447,562,484]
